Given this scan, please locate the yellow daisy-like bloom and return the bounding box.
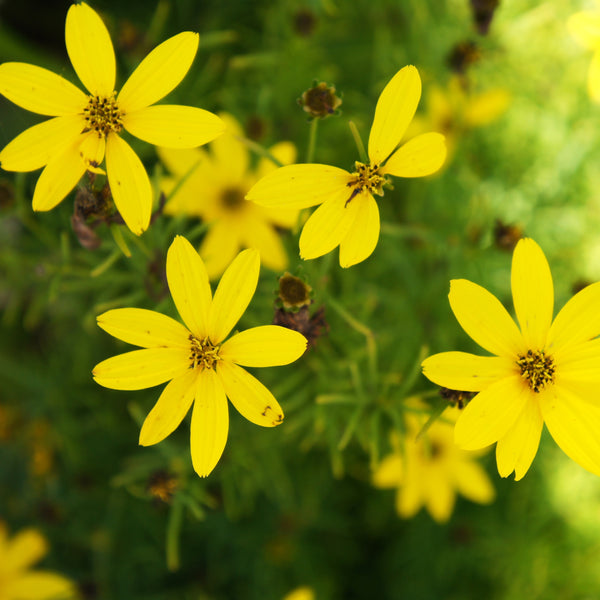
[422,238,600,480]
[568,10,600,103]
[0,522,75,600]
[0,2,224,235]
[373,408,495,523]
[246,65,447,268]
[409,75,509,163]
[93,235,307,477]
[158,113,299,279]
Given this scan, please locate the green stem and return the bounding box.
[305,117,319,163]
[166,495,184,572]
[348,120,368,163]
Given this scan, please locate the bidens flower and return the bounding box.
[158,113,298,278]
[0,2,224,235]
[422,238,600,480]
[0,522,75,600]
[373,407,495,523]
[568,10,600,102]
[93,236,307,477]
[246,65,446,268]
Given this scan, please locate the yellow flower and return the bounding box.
[568,10,600,102]
[408,76,509,162]
[93,236,307,477]
[0,2,224,235]
[373,407,495,523]
[0,522,75,600]
[422,238,600,480]
[246,65,446,268]
[158,113,298,278]
[283,587,315,600]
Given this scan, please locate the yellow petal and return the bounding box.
[5,572,75,600]
[0,115,84,172]
[424,475,454,523]
[158,146,204,177]
[338,192,380,268]
[105,133,152,235]
[240,215,288,272]
[118,32,199,114]
[200,220,241,280]
[464,89,510,127]
[511,238,553,349]
[568,11,600,49]
[589,51,600,103]
[220,325,306,367]
[207,248,260,344]
[256,140,297,179]
[299,188,360,260]
[368,65,421,165]
[139,368,198,446]
[372,453,403,488]
[449,279,523,357]
[454,375,529,450]
[421,351,515,392]
[79,130,106,169]
[246,163,351,210]
[65,2,115,96]
[395,474,422,519]
[547,282,600,352]
[92,347,189,390]
[211,113,249,181]
[217,360,284,427]
[540,382,600,476]
[123,105,225,149]
[495,398,543,480]
[0,62,87,116]
[4,529,47,572]
[166,235,212,338]
[555,338,600,384]
[382,132,446,178]
[32,141,87,212]
[97,308,190,348]
[190,368,229,477]
[453,460,495,504]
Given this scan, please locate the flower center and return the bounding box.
[189,335,220,371]
[516,349,555,393]
[83,93,123,137]
[346,161,387,206]
[220,187,246,211]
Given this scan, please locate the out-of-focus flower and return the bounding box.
[0,522,75,599]
[409,76,509,163]
[422,238,600,480]
[298,81,342,118]
[247,65,446,268]
[568,10,600,103]
[0,2,224,234]
[373,405,495,522]
[283,586,315,600]
[158,114,298,279]
[93,236,307,477]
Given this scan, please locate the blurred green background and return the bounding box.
[1,0,600,598]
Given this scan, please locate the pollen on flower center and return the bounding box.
[83,93,123,137]
[516,349,555,393]
[189,334,221,370]
[220,187,246,211]
[346,161,387,206]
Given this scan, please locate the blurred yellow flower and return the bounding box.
[93,236,307,477]
[373,407,495,523]
[158,113,298,279]
[422,238,600,480]
[568,10,600,102]
[246,65,446,268]
[0,2,224,235]
[409,76,509,162]
[0,523,75,600]
[282,587,315,600]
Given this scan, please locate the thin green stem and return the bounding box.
[348,120,368,163]
[166,495,184,572]
[305,117,319,163]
